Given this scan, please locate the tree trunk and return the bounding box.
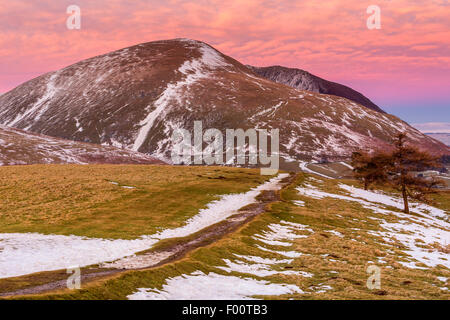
[364,180,368,190]
[402,184,409,214]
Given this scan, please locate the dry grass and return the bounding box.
[1,168,448,300]
[0,164,270,239]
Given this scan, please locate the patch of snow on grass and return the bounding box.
[233,254,292,265]
[297,183,403,216]
[339,184,447,220]
[297,183,360,202]
[217,253,314,278]
[293,200,305,206]
[0,233,158,279]
[339,161,353,170]
[299,161,333,179]
[327,230,344,238]
[308,177,323,183]
[1,175,288,277]
[217,259,300,277]
[297,181,449,269]
[251,220,311,259]
[311,284,333,294]
[127,271,304,300]
[255,245,304,258]
[252,221,313,247]
[376,219,449,269]
[109,181,136,189]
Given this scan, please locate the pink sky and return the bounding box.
[0,0,449,121]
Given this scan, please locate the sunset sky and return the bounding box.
[1,0,449,128]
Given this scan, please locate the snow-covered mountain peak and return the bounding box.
[0,39,448,168]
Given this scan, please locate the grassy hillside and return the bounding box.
[0,164,270,239]
[1,166,448,300]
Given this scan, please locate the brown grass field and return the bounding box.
[0,164,448,300]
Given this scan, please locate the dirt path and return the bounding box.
[0,173,296,298]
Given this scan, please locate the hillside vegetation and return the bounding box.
[0,165,448,299]
[0,164,269,238]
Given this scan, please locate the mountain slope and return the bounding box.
[0,39,447,167]
[247,65,385,113]
[0,125,164,166]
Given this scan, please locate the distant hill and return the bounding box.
[426,133,450,147]
[247,65,385,113]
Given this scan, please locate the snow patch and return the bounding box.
[0,233,157,279]
[299,162,333,179]
[296,181,449,269]
[252,221,313,247]
[128,271,304,300]
[339,184,448,220]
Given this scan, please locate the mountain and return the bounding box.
[0,39,448,168]
[425,133,450,147]
[247,65,385,113]
[0,125,164,166]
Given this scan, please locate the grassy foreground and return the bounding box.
[1,165,448,300]
[0,164,270,239]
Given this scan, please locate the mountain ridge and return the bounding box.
[247,65,385,113]
[0,39,447,169]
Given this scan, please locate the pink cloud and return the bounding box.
[0,0,449,108]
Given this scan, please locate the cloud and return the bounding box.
[412,122,450,133]
[0,0,449,109]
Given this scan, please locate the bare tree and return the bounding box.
[387,133,444,213]
[351,151,389,190]
[352,133,445,213]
